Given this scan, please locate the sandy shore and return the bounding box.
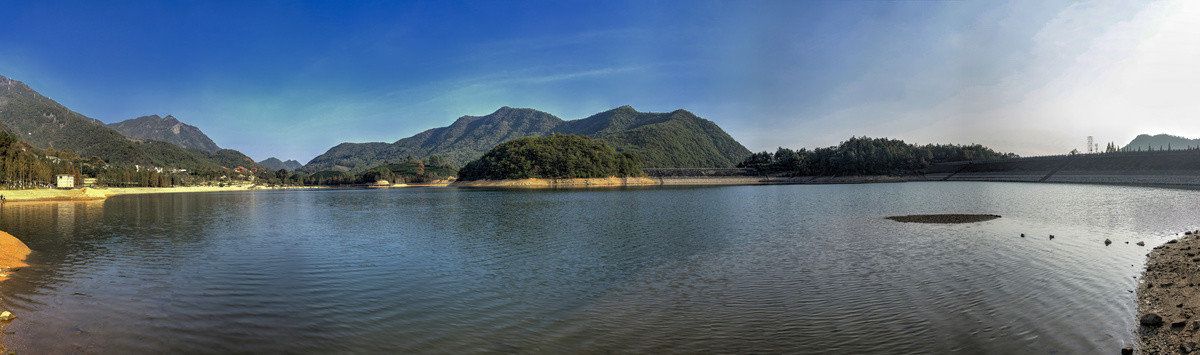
[1137,231,1200,353]
[0,185,314,202]
[0,231,29,353]
[452,177,659,188]
[0,231,30,283]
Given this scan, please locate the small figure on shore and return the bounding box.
[1,194,5,203]
[1049,234,1055,240]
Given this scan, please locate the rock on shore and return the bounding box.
[1138,232,1200,353]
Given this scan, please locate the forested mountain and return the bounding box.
[192,149,264,170]
[0,74,261,171]
[303,106,751,172]
[259,157,303,171]
[570,106,749,168]
[1122,134,1200,151]
[457,134,643,181]
[108,114,222,152]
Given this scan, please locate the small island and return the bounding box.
[453,134,657,187]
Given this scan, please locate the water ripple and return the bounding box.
[0,183,1181,353]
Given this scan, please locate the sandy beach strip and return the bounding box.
[0,185,317,203]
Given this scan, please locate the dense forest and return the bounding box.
[302,156,457,185]
[739,137,1018,176]
[457,134,643,181]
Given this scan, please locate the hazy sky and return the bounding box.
[2,1,1197,162]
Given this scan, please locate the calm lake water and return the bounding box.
[1,182,1196,353]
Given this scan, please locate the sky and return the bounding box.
[1,0,1198,163]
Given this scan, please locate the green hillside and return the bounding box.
[303,106,751,172]
[259,157,304,171]
[108,114,223,152]
[457,134,643,181]
[0,74,262,171]
[1122,134,1200,151]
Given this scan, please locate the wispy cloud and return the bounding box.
[478,66,645,86]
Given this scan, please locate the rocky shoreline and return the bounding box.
[1137,230,1200,354]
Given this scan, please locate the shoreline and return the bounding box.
[0,185,318,203]
[5,175,1198,197]
[451,177,659,188]
[1136,232,1200,353]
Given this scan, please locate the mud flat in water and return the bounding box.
[885,214,1001,224]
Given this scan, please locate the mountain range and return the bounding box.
[108,114,222,152]
[302,106,752,172]
[1122,134,1200,151]
[0,74,262,171]
[258,157,304,171]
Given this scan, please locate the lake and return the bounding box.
[0,182,1194,353]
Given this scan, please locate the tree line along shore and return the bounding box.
[11,131,1200,193]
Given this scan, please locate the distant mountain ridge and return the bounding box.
[1123,134,1200,151]
[303,106,751,172]
[108,114,222,152]
[0,74,262,171]
[259,157,303,171]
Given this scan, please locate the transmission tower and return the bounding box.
[1087,136,1095,154]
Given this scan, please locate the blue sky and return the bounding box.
[2,1,1198,162]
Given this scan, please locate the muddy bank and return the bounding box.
[452,177,659,188]
[885,214,1001,224]
[1137,232,1200,354]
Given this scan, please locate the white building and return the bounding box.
[56,174,75,189]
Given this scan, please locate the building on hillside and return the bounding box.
[56,174,75,189]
